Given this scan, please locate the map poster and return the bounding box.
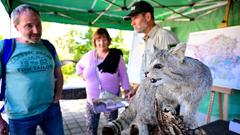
[185,26,240,90]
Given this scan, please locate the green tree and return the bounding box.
[54,27,129,80]
[110,30,129,63]
[54,27,94,80]
[71,27,95,61]
[0,35,3,40]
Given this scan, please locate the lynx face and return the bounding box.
[146,49,183,87]
[147,63,171,86]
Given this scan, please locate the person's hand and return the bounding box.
[79,75,85,81]
[0,116,9,135]
[125,83,140,100]
[123,90,129,99]
[126,89,136,100]
[53,93,61,103]
[54,97,60,103]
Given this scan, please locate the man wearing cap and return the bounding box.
[125,1,179,97]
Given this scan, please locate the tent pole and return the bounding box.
[219,0,231,28]
[91,0,116,25]
[166,1,227,20]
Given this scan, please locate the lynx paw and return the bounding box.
[184,119,198,130]
[188,127,207,135]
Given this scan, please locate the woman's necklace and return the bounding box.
[96,50,109,59]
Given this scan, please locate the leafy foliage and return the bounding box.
[53,27,129,80]
[53,27,93,79]
[71,28,95,60]
[109,31,129,63]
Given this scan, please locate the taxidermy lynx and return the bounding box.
[102,43,213,135]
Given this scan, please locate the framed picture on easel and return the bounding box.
[185,25,240,90]
[185,26,240,122]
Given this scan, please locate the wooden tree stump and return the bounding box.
[150,99,206,135]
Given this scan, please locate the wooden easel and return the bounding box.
[206,86,233,123]
[206,0,233,124]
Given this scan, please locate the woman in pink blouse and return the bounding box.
[76,28,131,135]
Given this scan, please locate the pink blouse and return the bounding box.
[76,50,130,104]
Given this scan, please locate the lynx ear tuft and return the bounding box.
[169,43,186,63]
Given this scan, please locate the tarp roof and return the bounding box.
[1,0,228,30]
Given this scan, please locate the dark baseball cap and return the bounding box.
[123,1,153,20]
